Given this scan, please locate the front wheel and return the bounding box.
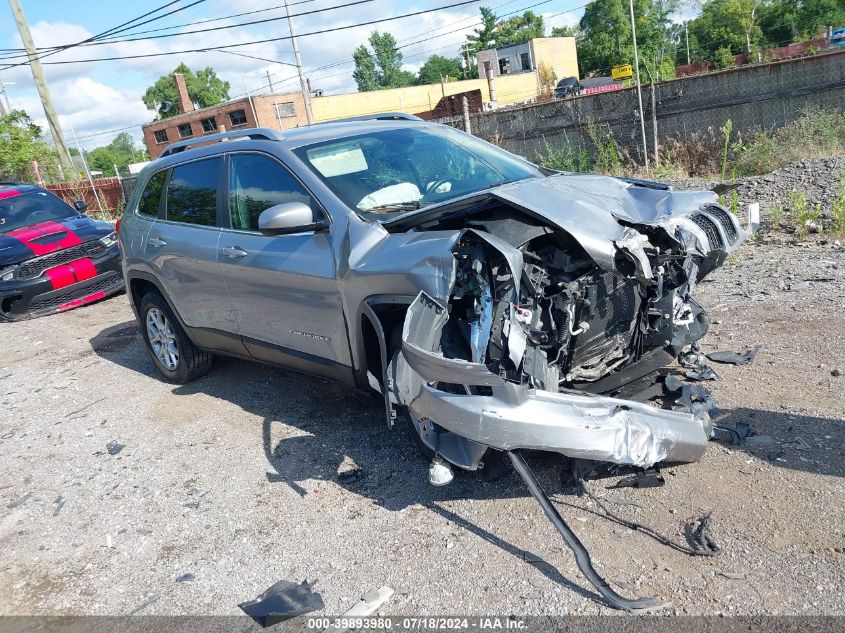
[139,291,212,383]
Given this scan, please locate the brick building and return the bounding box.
[142,73,307,159]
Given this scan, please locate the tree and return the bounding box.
[352,45,378,91]
[687,0,765,60]
[0,109,58,182]
[577,0,677,78]
[86,132,149,177]
[418,55,464,84]
[466,7,499,56]
[352,31,416,91]
[494,10,546,46]
[142,63,230,119]
[551,25,581,38]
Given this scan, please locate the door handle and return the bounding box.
[220,245,248,258]
[148,236,167,248]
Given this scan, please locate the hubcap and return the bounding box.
[146,307,179,371]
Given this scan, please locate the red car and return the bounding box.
[0,183,123,320]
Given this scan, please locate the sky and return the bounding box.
[0,0,586,150]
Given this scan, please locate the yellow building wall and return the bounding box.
[530,37,579,82]
[310,72,540,122]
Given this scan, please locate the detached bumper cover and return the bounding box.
[397,292,710,469]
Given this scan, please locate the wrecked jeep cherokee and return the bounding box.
[121,118,744,474]
[121,118,746,609]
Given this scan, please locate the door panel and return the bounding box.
[218,152,351,376]
[146,157,239,337]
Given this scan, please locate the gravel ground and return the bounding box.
[666,154,845,226]
[1,237,844,618]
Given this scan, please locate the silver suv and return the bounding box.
[120,120,746,478]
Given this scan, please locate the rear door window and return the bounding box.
[137,171,167,218]
[228,153,313,231]
[165,158,220,226]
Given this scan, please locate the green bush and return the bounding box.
[713,47,736,70]
[736,107,845,175]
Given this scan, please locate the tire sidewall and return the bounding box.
[139,292,190,382]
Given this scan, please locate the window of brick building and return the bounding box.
[229,109,247,126]
[177,123,193,138]
[153,129,169,144]
[201,117,218,133]
[275,102,296,118]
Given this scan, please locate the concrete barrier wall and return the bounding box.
[451,50,845,164]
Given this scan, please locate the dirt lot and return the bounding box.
[1,238,844,618]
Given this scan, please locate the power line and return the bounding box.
[19,0,379,52]
[0,1,209,66]
[4,0,487,68]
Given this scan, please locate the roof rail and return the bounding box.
[318,112,423,125]
[160,127,285,157]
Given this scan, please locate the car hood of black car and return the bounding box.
[0,215,113,268]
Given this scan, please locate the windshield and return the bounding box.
[0,190,77,234]
[294,125,543,219]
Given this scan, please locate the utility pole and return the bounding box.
[8,0,74,176]
[684,22,691,65]
[628,0,649,171]
[266,70,275,93]
[283,0,313,124]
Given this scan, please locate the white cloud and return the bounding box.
[0,2,532,148]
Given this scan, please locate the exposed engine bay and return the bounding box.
[385,175,748,473]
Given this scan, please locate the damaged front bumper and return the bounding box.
[395,292,712,470]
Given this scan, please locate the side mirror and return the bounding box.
[258,202,328,236]
[73,199,88,212]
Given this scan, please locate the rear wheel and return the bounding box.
[139,291,212,383]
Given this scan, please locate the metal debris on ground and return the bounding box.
[609,470,665,489]
[323,586,394,632]
[706,345,761,365]
[239,579,325,627]
[129,593,160,615]
[6,492,33,509]
[106,441,125,456]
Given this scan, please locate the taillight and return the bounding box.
[115,217,121,236]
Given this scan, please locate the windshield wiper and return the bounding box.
[365,201,426,212]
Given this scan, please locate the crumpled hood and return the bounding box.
[0,215,112,267]
[490,174,719,269]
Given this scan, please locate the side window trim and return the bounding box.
[222,150,329,234]
[159,155,224,229]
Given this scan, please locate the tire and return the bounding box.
[139,291,212,383]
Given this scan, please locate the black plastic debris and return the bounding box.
[609,470,665,489]
[239,579,324,627]
[663,375,684,393]
[706,345,761,366]
[106,441,125,456]
[685,366,719,381]
[712,420,750,445]
[678,384,718,417]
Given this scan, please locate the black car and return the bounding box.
[554,76,581,99]
[0,183,124,320]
